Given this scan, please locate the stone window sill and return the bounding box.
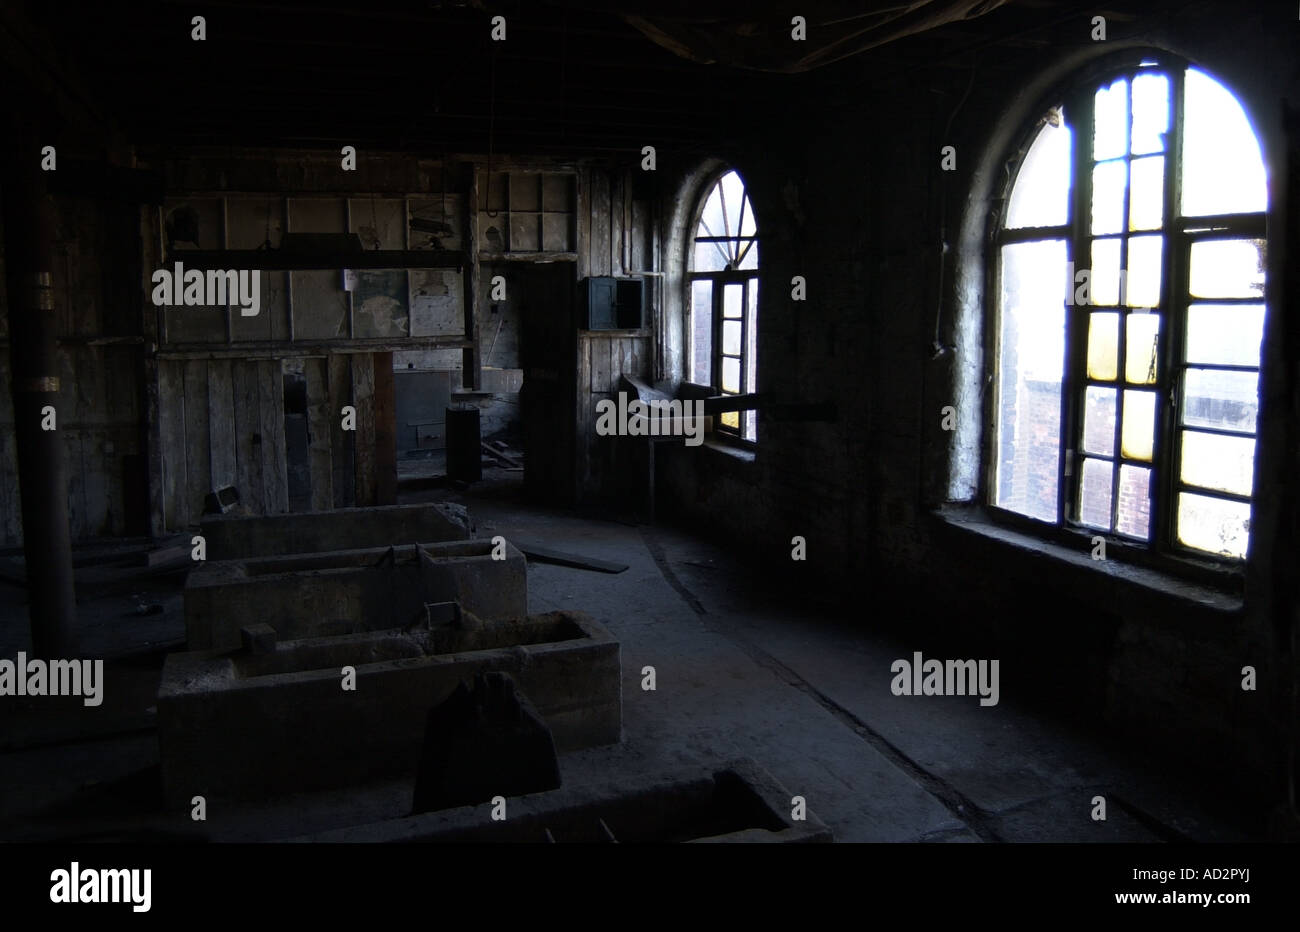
[702,438,756,463]
[931,505,1245,615]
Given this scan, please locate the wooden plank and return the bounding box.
[372,352,397,505]
[328,353,355,508]
[258,359,289,514]
[182,359,211,524]
[625,337,642,381]
[515,542,628,574]
[351,353,376,506]
[591,336,612,393]
[590,170,611,278]
[610,171,624,277]
[630,198,647,273]
[231,359,266,514]
[576,167,591,281]
[157,360,189,530]
[303,356,333,511]
[207,359,237,492]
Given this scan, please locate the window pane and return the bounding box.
[1130,72,1169,155]
[1182,368,1258,433]
[994,240,1066,522]
[737,240,759,271]
[1093,78,1128,161]
[693,240,729,272]
[721,356,740,394]
[746,283,758,441]
[718,170,746,238]
[1126,235,1162,308]
[690,279,712,385]
[722,319,741,355]
[1189,239,1265,299]
[1181,67,1267,217]
[1185,304,1264,367]
[1091,160,1127,235]
[1121,390,1156,461]
[1128,156,1164,231]
[722,411,739,430]
[1089,237,1121,306]
[1083,385,1116,456]
[1125,312,1160,385]
[1007,113,1072,229]
[1177,491,1250,558]
[1087,312,1119,380]
[1116,464,1152,538]
[1079,456,1114,529]
[697,177,726,240]
[1181,430,1255,496]
[723,284,743,318]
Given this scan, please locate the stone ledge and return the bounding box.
[931,506,1244,615]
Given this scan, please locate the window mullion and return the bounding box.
[1154,66,1187,554]
[1064,88,1095,527]
[712,277,724,398]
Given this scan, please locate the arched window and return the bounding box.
[688,169,759,442]
[992,57,1267,561]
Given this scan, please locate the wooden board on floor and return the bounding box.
[515,542,628,574]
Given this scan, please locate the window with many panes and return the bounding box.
[688,169,759,442]
[992,56,1267,561]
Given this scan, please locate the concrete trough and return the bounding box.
[158,610,621,806]
[291,758,832,843]
[198,502,472,561]
[184,538,527,650]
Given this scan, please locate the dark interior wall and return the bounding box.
[658,9,1298,802]
[0,194,146,546]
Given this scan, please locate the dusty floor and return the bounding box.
[0,471,1268,842]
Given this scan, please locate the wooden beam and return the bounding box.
[157,337,473,360]
[176,249,466,271]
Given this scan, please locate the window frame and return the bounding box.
[686,166,760,445]
[983,50,1267,586]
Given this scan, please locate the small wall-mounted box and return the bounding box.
[582,276,645,330]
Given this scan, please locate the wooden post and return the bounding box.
[2,131,78,656]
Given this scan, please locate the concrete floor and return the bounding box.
[0,471,1266,842]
